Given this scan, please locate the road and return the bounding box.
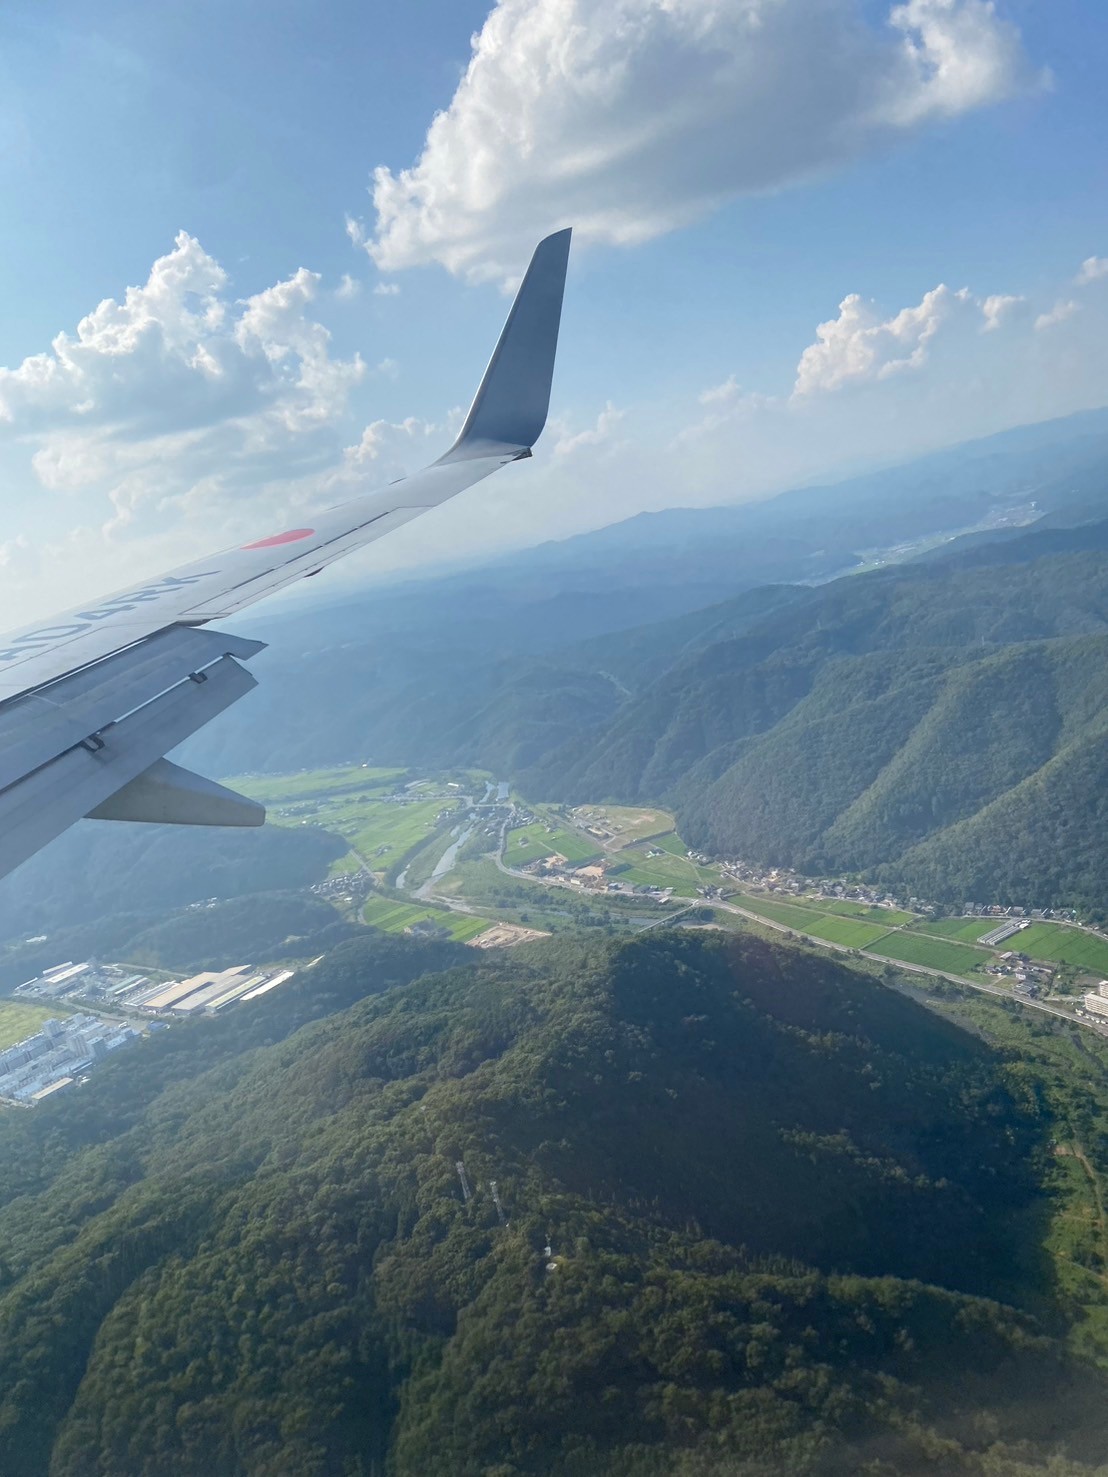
[712,898,1105,1034]
[491,808,1107,1035]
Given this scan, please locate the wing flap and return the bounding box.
[0,626,264,793]
[0,655,257,879]
[87,758,264,827]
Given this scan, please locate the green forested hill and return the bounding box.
[1,929,1108,1475]
[0,819,347,947]
[519,541,1108,910]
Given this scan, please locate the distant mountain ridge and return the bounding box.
[101,407,1108,914]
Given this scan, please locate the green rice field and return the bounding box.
[231,766,407,803]
[808,900,914,926]
[505,823,600,867]
[865,931,990,976]
[732,895,828,930]
[912,916,1002,943]
[362,896,490,943]
[654,833,693,858]
[1011,923,1108,975]
[798,916,896,949]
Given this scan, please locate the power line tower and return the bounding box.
[489,1180,506,1225]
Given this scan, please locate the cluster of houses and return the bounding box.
[718,861,913,914]
[517,851,673,904]
[962,902,1079,923]
[985,951,1054,996]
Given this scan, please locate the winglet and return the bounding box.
[438,227,572,464]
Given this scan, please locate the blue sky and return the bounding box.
[1,0,1107,624]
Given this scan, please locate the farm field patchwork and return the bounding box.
[612,854,703,894]
[1012,923,1108,975]
[362,895,490,943]
[230,766,473,876]
[912,917,1004,943]
[732,895,829,930]
[654,834,694,858]
[569,804,676,850]
[505,823,600,867]
[345,799,459,867]
[806,900,914,926]
[798,916,896,949]
[612,840,725,892]
[865,931,990,976]
[231,766,408,804]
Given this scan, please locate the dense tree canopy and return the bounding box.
[0,930,1106,1474]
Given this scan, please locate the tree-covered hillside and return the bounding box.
[0,819,347,947]
[1,929,1108,1474]
[520,539,1108,911]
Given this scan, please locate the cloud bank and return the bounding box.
[1,239,1105,631]
[363,0,1038,282]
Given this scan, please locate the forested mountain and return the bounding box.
[1,928,1107,1475]
[179,406,1108,780]
[0,819,346,950]
[10,415,1108,925]
[521,540,1108,911]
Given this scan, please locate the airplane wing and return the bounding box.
[0,227,572,881]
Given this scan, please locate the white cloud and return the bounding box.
[0,232,364,444]
[0,233,371,621]
[0,534,29,569]
[552,401,624,457]
[794,283,972,395]
[1035,299,1079,332]
[363,0,1038,281]
[373,281,401,297]
[3,224,1106,635]
[342,414,453,476]
[699,375,742,407]
[1076,256,1108,286]
[980,292,1024,331]
[335,273,362,300]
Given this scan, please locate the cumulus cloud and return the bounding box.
[362,0,1038,281]
[0,232,364,446]
[342,414,453,478]
[373,282,401,297]
[794,283,972,395]
[980,292,1024,331]
[552,401,624,457]
[1077,256,1108,285]
[0,233,372,616]
[1035,299,1079,332]
[335,273,362,300]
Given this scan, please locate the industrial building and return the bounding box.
[0,1014,139,1105]
[16,958,297,1017]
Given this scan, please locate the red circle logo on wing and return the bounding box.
[240,528,316,550]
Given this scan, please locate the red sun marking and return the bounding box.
[240,528,316,550]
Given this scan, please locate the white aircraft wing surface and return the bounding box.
[0,228,572,880]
